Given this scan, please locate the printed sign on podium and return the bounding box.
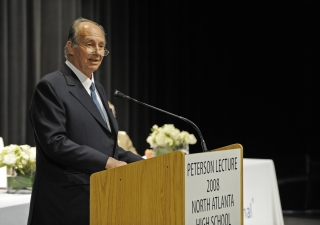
[185,148,243,225]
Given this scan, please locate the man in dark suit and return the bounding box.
[27,17,143,225]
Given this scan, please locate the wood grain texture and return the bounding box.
[90,150,185,225]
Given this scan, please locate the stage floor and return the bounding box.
[283,211,320,225]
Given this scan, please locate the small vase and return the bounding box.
[7,167,34,194]
[153,146,172,156]
[175,144,189,155]
[153,144,189,157]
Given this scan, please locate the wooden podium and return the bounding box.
[90,144,243,225]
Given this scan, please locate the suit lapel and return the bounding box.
[60,64,111,132]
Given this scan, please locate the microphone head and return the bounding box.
[114,90,127,99]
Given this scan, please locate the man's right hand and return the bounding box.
[105,157,127,169]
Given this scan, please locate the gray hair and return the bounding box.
[64,17,106,59]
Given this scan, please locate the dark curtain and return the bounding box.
[0,0,107,147]
[1,0,319,201]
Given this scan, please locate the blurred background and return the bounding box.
[0,0,319,213]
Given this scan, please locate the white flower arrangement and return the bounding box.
[146,124,197,152]
[0,144,36,175]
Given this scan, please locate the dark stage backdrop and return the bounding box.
[0,0,319,210]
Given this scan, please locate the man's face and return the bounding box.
[68,22,105,78]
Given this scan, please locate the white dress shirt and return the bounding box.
[65,60,111,131]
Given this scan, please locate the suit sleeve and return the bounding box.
[117,145,144,162]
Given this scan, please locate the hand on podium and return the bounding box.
[105,157,127,169]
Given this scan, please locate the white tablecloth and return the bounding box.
[243,158,284,225]
[0,190,31,225]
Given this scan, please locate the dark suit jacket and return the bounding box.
[27,63,143,225]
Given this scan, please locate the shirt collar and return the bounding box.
[65,60,94,94]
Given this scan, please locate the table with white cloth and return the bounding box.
[0,189,31,225]
[243,158,284,225]
[0,158,284,225]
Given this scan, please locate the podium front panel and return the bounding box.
[185,149,243,225]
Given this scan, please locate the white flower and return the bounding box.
[29,147,36,164]
[188,134,197,145]
[21,159,28,166]
[3,152,18,166]
[0,148,4,161]
[8,144,19,153]
[20,144,31,151]
[21,151,30,161]
[146,124,197,151]
[0,144,36,174]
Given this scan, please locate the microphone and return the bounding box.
[114,90,208,152]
